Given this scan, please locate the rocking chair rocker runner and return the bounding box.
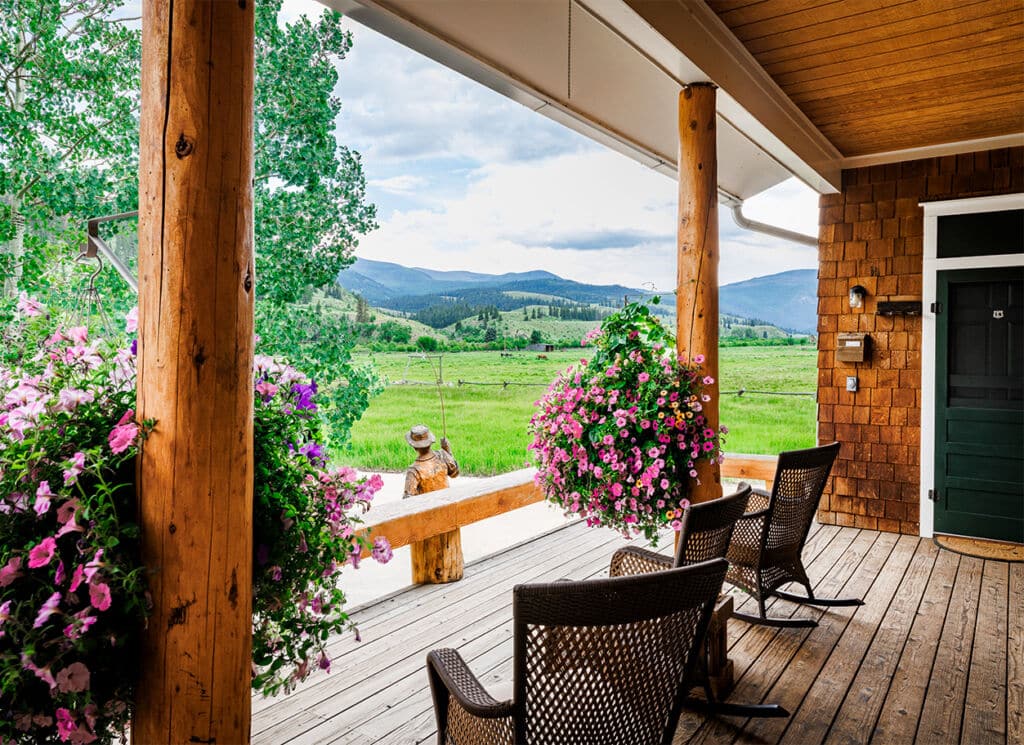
[427,560,729,745]
[726,442,863,628]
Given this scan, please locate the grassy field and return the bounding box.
[337,346,817,475]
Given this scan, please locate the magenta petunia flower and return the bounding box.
[28,537,57,568]
[56,708,76,741]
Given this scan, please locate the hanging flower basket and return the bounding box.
[529,300,725,543]
[0,297,390,744]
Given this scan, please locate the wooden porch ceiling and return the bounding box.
[704,0,1024,158]
[253,519,1022,744]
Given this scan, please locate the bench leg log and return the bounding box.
[411,528,464,583]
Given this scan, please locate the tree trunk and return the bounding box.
[133,1,255,742]
[3,39,27,298]
[676,83,722,504]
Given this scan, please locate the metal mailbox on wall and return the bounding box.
[837,333,870,363]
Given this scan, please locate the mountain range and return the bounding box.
[338,258,817,333]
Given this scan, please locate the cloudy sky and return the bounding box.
[282,1,820,289]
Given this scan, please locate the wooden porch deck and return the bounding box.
[252,520,1022,745]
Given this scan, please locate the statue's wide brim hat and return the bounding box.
[406,425,436,448]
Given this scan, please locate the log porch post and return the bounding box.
[676,83,723,504]
[135,1,255,742]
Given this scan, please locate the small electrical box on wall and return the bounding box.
[837,333,870,363]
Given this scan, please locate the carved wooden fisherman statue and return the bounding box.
[402,425,463,583]
[403,424,459,499]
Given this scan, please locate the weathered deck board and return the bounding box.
[254,522,1017,745]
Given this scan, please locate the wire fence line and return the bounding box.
[385,379,816,396]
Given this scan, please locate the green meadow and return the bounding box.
[337,346,818,475]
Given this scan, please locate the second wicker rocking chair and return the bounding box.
[726,442,864,628]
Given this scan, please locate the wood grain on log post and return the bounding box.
[134,1,255,742]
[411,529,465,584]
[677,83,722,504]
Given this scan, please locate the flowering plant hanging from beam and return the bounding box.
[529,299,726,543]
[0,297,390,743]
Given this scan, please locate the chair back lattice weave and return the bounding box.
[764,443,841,556]
[674,483,752,567]
[512,559,728,745]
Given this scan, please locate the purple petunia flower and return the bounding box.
[298,442,325,464]
[372,537,393,564]
[291,380,318,411]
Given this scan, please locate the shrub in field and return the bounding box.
[529,300,725,542]
[0,298,389,743]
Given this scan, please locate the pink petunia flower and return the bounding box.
[693,354,705,364]
[0,599,11,639]
[89,582,112,612]
[0,556,23,587]
[63,452,87,485]
[69,564,86,592]
[17,293,44,316]
[55,662,91,693]
[22,654,56,691]
[33,591,62,628]
[57,388,95,413]
[125,306,138,333]
[108,410,139,454]
[28,537,57,568]
[34,481,53,516]
[67,326,89,344]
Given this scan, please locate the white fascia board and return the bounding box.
[843,134,1024,170]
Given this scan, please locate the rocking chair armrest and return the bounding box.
[427,648,514,719]
[609,546,674,577]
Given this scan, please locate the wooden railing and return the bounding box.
[357,455,779,580]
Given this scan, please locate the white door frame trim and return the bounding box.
[919,193,1024,537]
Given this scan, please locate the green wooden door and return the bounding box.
[934,268,1024,543]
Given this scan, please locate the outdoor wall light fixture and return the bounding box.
[849,285,867,309]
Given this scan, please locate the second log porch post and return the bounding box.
[676,83,723,505]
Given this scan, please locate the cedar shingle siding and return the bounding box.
[815,147,1024,533]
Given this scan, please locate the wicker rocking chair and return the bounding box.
[607,482,787,719]
[726,442,863,628]
[609,482,752,576]
[426,559,728,745]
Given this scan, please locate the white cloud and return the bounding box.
[369,175,429,196]
[355,151,817,288]
[334,17,585,166]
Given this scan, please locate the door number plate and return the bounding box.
[993,310,1005,319]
